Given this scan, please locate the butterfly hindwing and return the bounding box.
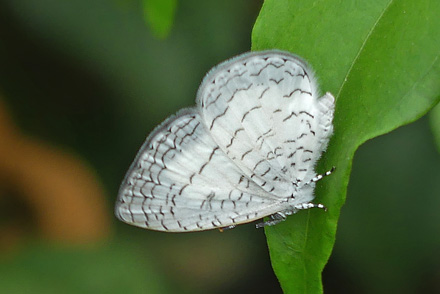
[116,109,286,232]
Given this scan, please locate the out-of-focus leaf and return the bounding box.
[142,0,177,39]
[0,241,171,294]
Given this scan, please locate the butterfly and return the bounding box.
[115,50,335,232]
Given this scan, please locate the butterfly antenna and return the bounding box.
[310,166,335,183]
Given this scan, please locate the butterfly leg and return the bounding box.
[293,202,327,211]
[256,212,287,228]
[218,225,236,232]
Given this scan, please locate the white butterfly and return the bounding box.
[115,50,335,232]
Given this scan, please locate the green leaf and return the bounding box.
[429,102,440,152]
[142,0,177,39]
[252,0,440,293]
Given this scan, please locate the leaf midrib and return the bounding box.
[335,0,395,100]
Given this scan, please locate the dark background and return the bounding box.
[1,1,439,293]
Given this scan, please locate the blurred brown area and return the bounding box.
[0,97,110,249]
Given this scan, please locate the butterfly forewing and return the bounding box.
[197,51,334,200]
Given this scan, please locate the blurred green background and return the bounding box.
[0,1,439,293]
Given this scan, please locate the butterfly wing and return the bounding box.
[197,51,334,201]
[116,50,335,232]
[116,109,288,232]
